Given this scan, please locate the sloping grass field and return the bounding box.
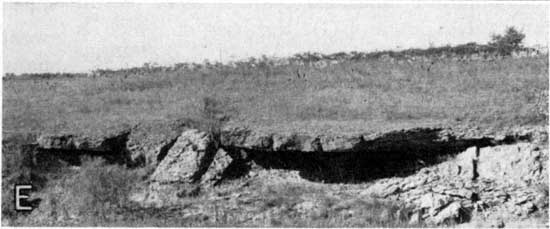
[3,56,548,137]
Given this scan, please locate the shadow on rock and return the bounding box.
[225,128,525,183]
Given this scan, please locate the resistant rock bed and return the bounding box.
[28,122,548,226]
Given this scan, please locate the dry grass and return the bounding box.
[3,56,548,137]
[2,155,142,226]
[1,133,418,227]
[4,160,420,227]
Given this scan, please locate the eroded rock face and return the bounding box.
[31,121,547,226]
[150,129,217,183]
[220,126,367,153]
[126,119,190,167]
[361,142,548,226]
[37,129,130,152]
[477,144,546,184]
[430,202,464,225]
[35,129,131,165]
[200,148,234,186]
[35,119,205,167]
[132,130,241,208]
[220,125,546,154]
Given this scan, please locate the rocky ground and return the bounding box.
[4,119,549,227]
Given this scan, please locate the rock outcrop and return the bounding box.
[126,119,190,167]
[133,130,234,207]
[220,125,545,153]
[220,126,368,153]
[200,148,234,186]
[37,129,130,152]
[35,129,131,164]
[150,129,217,183]
[360,143,548,225]
[31,121,548,225]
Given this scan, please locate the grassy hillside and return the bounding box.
[2,54,548,227]
[3,56,548,137]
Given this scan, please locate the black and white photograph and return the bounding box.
[2,1,549,227]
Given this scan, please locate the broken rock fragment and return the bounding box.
[132,129,223,208]
[150,129,217,183]
[201,148,234,186]
[430,202,465,225]
[126,119,190,167]
[418,193,452,217]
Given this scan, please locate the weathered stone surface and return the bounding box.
[32,120,548,226]
[131,129,223,208]
[220,126,252,147]
[150,129,217,183]
[37,134,78,149]
[318,135,364,152]
[126,119,190,166]
[35,129,132,164]
[441,188,474,199]
[221,126,366,153]
[361,180,402,198]
[418,193,452,216]
[477,143,546,184]
[219,125,547,160]
[360,142,548,226]
[220,125,545,155]
[221,126,368,152]
[37,129,130,152]
[200,148,234,186]
[430,202,464,225]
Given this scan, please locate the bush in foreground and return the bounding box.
[17,157,139,226]
[1,133,54,224]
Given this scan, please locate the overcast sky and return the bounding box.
[3,3,549,74]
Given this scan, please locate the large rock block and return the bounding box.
[359,141,547,226]
[150,129,217,183]
[429,202,466,225]
[417,193,452,217]
[36,129,131,164]
[477,143,546,184]
[126,119,190,167]
[220,126,364,153]
[132,131,240,208]
[200,148,234,186]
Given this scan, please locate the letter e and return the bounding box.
[15,185,33,211]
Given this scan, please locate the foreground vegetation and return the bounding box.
[1,143,420,226]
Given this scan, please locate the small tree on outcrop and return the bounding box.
[200,96,230,144]
[489,26,526,56]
